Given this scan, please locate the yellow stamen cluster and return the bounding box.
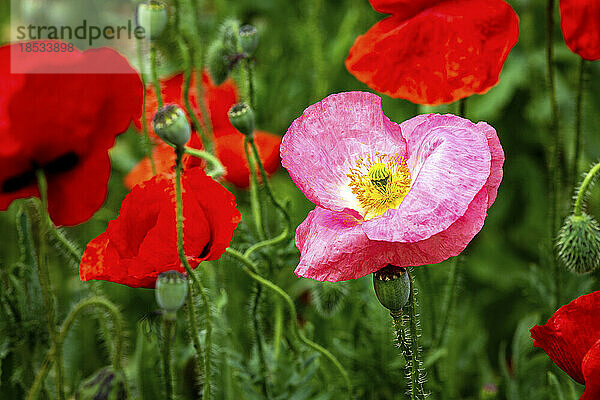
[347,153,411,220]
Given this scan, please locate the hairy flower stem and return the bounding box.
[433,258,459,349]
[225,247,352,394]
[27,297,125,400]
[546,0,562,307]
[273,299,284,360]
[243,59,256,109]
[184,146,225,178]
[185,288,205,394]
[252,284,272,399]
[161,319,176,400]
[137,39,157,175]
[573,162,600,216]
[174,150,213,399]
[571,59,587,187]
[244,138,266,239]
[35,170,64,400]
[150,45,163,108]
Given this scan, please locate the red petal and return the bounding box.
[559,0,600,60]
[369,0,445,19]
[530,291,600,385]
[582,339,600,400]
[81,168,239,288]
[214,131,282,188]
[346,0,519,105]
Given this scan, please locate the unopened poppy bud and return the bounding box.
[373,265,410,313]
[75,367,126,400]
[152,104,190,148]
[206,41,230,85]
[557,213,600,274]
[156,271,188,319]
[136,1,168,41]
[239,25,258,56]
[228,102,255,137]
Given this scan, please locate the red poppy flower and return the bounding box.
[559,0,600,60]
[130,70,281,188]
[345,0,520,105]
[0,41,142,226]
[530,291,600,399]
[80,167,241,288]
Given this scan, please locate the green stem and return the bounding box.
[251,285,272,398]
[433,258,459,349]
[161,319,175,400]
[407,270,427,399]
[273,299,283,361]
[244,138,266,240]
[225,247,352,393]
[137,38,157,175]
[150,45,163,108]
[185,288,206,395]
[243,59,256,108]
[391,310,417,400]
[458,98,466,118]
[184,146,225,178]
[47,225,82,264]
[244,226,289,258]
[571,58,586,186]
[573,162,600,216]
[27,297,125,400]
[174,151,213,399]
[35,170,64,400]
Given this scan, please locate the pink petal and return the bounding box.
[295,189,488,282]
[281,92,407,213]
[363,114,492,242]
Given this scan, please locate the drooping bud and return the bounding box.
[557,213,600,274]
[206,41,230,85]
[311,281,349,318]
[136,1,168,41]
[228,102,255,137]
[239,25,258,56]
[156,271,188,320]
[373,265,410,313]
[74,367,126,400]
[152,104,191,148]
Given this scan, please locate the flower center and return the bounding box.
[347,153,411,219]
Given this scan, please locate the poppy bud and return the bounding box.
[373,265,410,313]
[75,367,126,400]
[156,271,188,320]
[228,102,255,138]
[152,104,191,149]
[557,213,600,274]
[239,25,258,56]
[136,1,168,41]
[206,41,230,85]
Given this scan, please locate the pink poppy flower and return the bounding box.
[280,91,504,282]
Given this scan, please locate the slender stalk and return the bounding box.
[225,247,352,393]
[273,299,283,360]
[174,151,213,399]
[407,270,427,399]
[243,59,256,108]
[185,288,206,394]
[150,45,163,108]
[571,59,586,186]
[391,310,417,400]
[35,170,64,400]
[161,319,175,400]
[137,38,157,175]
[27,297,125,400]
[244,138,266,239]
[244,226,289,258]
[433,258,459,349]
[573,162,600,216]
[184,146,225,178]
[251,285,272,398]
[47,225,82,263]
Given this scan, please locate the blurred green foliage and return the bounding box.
[1,0,600,399]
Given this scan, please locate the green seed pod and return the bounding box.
[136,1,168,41]
[239,25,258,56]
[152,104,191,148]
[557,213,600,274]
[156,271,188,319]
[206,40,230,85]
[74,367,126,400]
[373,265,410,313]
[228,103,255,137]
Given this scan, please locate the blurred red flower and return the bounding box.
[530,291,600,399]
[345,0,520,105]
[128,71,281,188]
[80,167,241,288]
[0,41,142,225]
[559,0,600,60]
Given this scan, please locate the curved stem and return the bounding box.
[432,257,459,349]
[244,138,266,239]
[252,284,272,398]
[273,299,283,361]
[27,297,125,400]
[184,147,225,178]
[35,170,64,400]
[150,45,163,108]
[244,226,289,258]
[174,151,212,399]
[137,38,156,175]
[161,319,175,400]
[225,247,352,393]
[571,58,586,186]
[573,162,600,216]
